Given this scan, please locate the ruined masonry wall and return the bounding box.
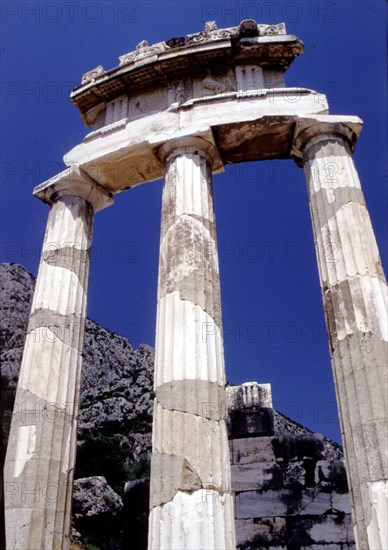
[227,384,356,549]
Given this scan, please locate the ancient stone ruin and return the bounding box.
[0,262,355,549]
[4,19,387,550]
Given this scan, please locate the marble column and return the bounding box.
[148,138,236,549]
[292,115,387,550]
[4,167,113,549]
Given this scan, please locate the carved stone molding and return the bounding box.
[119,40,169,65]
[81,65,105,84]
[118,20,287,66]
[259,23,286,36]
[72,19,302,117]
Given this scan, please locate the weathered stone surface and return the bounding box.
[230,436,275,465]
[153,404,230,491]
[150,452,202,508]
[272,434,325,461]
[62,24,328,193]
[155,379,226,419]
[235,517,286,547]
[149,145,235,548]
[229,407,275,438]
[227,382,273,410]
[0,266,44,377]
[231,463,282,492]
[149,490,235,550]
[6,18,382,548]
[236,489,332,519]
[73,476,123,518]
[291,515,355,545]
[33,165,113,212]
[293,117,388,549]
[314,460,349,490]
[230,388,354,546]
[64,101,329,193]
[300,546,354,550]
[3,181,108,549]
[227,383,275,437]
[332,491,352,514]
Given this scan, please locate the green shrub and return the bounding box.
[126,453,150,481]
[75,433,130,494]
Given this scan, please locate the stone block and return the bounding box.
[231,463,282,492]
[314,459,331,483]
[315,460,349,491]
[229,407,274,438]
[285,515,355,547]
[283,461,306,488]
[308,515,355,544]
[229,436,275,465]
[272,435,324,461]
[331,491,352,514]
[235,489,332,519]
[235,517,286,547]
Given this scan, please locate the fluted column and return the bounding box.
[148,138,236,549]
[292,115,387,550]
[4,167,113,549]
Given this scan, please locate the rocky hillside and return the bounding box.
[1,263,345,549]
[1,262,154,451]
[1,262,154,548]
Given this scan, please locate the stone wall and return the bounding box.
[227,383,356,549]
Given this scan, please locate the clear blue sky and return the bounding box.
[1,1,387,442]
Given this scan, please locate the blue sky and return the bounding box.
[1,1,387,442]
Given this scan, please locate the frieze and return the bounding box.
[72,18,301,117]
[167,78,192,105]
[202,69,236,95]
[83,103,106,126]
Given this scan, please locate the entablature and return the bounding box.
[64,90,328,193]
[71,19,304,128]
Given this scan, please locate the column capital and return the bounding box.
[148,126,224,172]
[291,115,363,166]
[33,165,114,212]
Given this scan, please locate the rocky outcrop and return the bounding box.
[72,477,124,548]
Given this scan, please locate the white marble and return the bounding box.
[4,172,112,550]
[149,143,235,549]
[293,116,388,550]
